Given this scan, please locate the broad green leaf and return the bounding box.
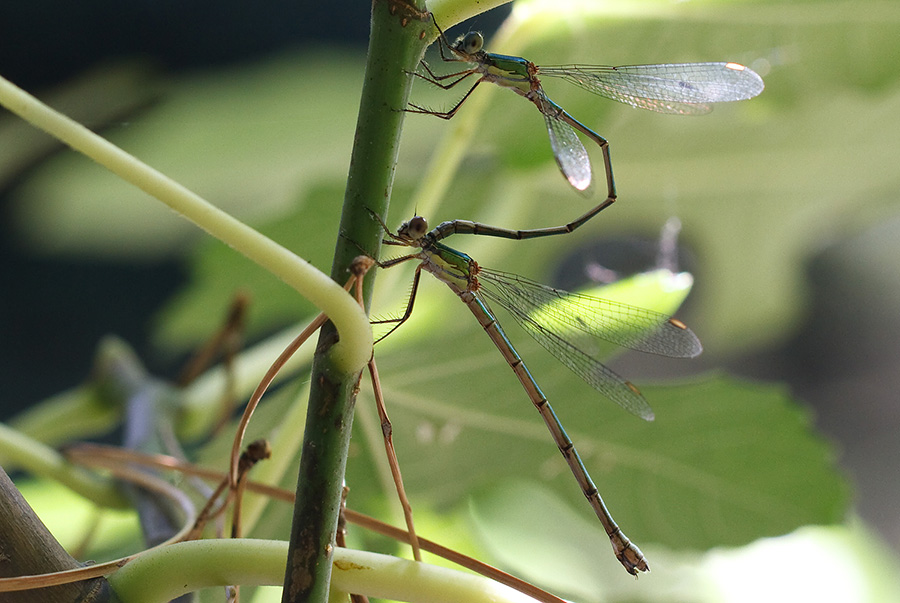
[348,368,847,550]
[472,377,847,550]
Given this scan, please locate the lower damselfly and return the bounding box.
[372,213,702,574]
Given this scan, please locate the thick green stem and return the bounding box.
[108,539,539,603]
[281,2,431,602]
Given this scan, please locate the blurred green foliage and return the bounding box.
[6,0,900,600]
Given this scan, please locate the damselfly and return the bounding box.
[409,17,764,199]
[372,213,702,574]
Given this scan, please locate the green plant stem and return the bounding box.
[281,2,432,602]
[108,540,538,603]
[0,74,371,377]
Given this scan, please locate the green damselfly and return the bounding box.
[409,17,764,197]
[373,213,702,574]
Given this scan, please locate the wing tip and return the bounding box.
[666,318,704,358]
[570,175,594,194]
[725,61,765,99]
[625,381,656,421]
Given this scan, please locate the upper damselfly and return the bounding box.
[409,16,764,199]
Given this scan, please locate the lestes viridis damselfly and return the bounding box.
[370,212,702,575]
[408,15,764,198]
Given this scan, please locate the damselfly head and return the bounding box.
[454,31,484,55]
[398,216,429,241]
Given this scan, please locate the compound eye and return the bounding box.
[462,32,483,53]
[407,216,429,238]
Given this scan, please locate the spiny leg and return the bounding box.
[371,266,424,344]
[412,61,477,87]
[339,233,420,344]
[407,13,479,110]
[360,211,429,344]
[342,209,413,263]
[406,78,485,118]
[427,11,456,63]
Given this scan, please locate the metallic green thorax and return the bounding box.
[448,30,536,96]
[422,240,477,293]
[479,52,535,95]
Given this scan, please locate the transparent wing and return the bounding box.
[539,62,764,114]
[477,273,654,419]
[542,109,593,192]
[479,268,702,358]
